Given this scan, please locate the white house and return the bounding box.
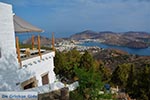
[20,51,56,90]
[0,2,56,90]
[0,2,16,57]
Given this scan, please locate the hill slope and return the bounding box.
[70,30,150,48]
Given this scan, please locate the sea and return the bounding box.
[16,33,150,56]
[15,32,51,42]
[81,42,150,56]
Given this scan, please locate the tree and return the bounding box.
[65,49,81,71]
[74,67,104,100]
[54,51,67,76]
[126,64,136,97]
[126,66,150,100]
[66,48,81,67]
[111,63,150,100]
[99,64,111,82]
[54,49,81,80]
[111,63,132,87]
[80,51,95,70]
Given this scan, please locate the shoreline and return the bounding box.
[80,41,150,56]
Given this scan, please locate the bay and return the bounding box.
[81,42,150,56]
[16,33,150,56]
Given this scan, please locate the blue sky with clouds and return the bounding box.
[1,0,150,37]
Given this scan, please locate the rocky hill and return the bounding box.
[22,36,68,46]
[23,36,51,45]
[70,30,99,40]
[70,30,150,48]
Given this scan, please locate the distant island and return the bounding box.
[70,30,150,49]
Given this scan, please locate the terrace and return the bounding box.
[14,15,55,67]
[20,48,52,61]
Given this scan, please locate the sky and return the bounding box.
[1,0,150,38]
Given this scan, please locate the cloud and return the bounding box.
[1,0,150,7]
[1,0,150,37]
[44,0,150,33]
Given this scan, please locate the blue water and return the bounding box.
[81,42,150,56]
[15,32,52,42]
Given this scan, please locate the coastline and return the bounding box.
[80,41,150,56]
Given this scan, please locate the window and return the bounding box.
[21,77,37,90]
[41,73,49,85]
[23,82,35,90]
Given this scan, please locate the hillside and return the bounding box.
[70,30,150,48]
[93,48,150,71]
[23,36,51,45]
[22,36,68,46]
[70,30,99,40]
[54,48,150,100]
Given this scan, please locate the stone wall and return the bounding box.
[38,87,69,100]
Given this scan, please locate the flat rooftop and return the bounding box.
[20,48,53,61]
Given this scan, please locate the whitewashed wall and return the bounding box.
[0,2,21,91]
[19,52,56,87]
[0,2,16,56]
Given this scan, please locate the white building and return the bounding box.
[20,51,56,90]
[0,2,56,90]
[0,2,16,57]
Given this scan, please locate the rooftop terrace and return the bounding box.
[19,48,53,61]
